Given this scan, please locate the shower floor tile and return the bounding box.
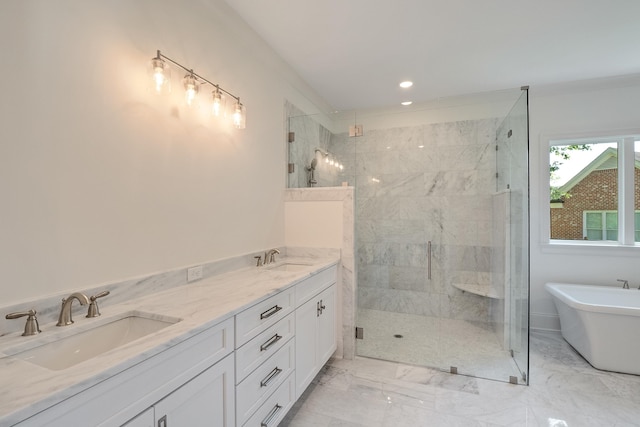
[355,308,521,382]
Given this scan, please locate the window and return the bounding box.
[583,211,640,241]
[546,132,640,246]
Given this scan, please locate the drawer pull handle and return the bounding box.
[260,366,283,387]
[260,305,282,319]
[260,333,282,351]
[261,404,282,427]
[158,415,167,427]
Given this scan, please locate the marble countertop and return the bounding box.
[0,255,339,425]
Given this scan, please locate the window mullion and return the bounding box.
[620,137,635,245]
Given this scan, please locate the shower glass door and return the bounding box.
[496,89,530,383]
[354,88,529,384]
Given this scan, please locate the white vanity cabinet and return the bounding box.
[15,317,235,427]
[122,353,235,427]
[120,408,153,427]
[294,266,337,399]
[4,259,340,427]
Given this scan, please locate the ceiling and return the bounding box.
[224,0,640,112]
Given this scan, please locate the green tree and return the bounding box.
[550,144,591,200]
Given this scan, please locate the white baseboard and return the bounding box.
[531,312,560,332]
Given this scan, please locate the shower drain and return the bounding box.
[393,334,403,338]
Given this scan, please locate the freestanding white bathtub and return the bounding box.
[545,282,640,375]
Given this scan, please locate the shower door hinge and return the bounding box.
[509,376,518,384]
[450,366,458,375]
[522,372,527,383]
[349,124,363,137]
[495,144,498,151]
[510,349,514,357]
[507,129,513,138]
[288,132,295,143]
[355,327,364,339]
[288,163,295,174]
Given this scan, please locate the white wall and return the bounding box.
[529,75,640,330]
[285,201,344,248]
[0,0,330,304]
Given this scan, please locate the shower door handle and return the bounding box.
[427,241,432,280]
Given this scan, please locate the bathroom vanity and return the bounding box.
[0,256,338,427]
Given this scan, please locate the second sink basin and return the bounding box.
[7,312,181,371]
[267,263,312,272]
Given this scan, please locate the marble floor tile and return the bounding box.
[355,308,522,383]
[280,331,640,427]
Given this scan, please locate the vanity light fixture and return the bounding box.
[211,86,225,117]
[401,101,413,106]
[399,81,413,88]
[150,55,171,94]
[232,99,246,129]
[149,50,246,128]
[183,71,199,107]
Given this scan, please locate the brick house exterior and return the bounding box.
[550,149,640,240]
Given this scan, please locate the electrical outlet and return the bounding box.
[187,265,203,283]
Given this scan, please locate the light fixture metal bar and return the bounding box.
[155,50,241,103]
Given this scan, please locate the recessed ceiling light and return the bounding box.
[399,81,413,88]
[401,101,413,106]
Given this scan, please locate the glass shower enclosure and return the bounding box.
[286,88,529,384]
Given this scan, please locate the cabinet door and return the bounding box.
[317,284,336,366]
[294,296,318,399]
[122,408,154,427]
[154,353,235,427]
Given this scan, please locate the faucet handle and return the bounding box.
[86,290,110,318]
[6,309,41,336]
[254,255,263,267]
[617,279,629,289]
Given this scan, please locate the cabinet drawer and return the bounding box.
[295,264,337,306]
[242,373,295,427]
[236,314,294,382]
[236,339,294,425]
[236,287,294,347]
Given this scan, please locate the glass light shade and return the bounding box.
[232,101,246,129]
[149,57,171,94]
[183,73,199,107]
[212,89,226,117]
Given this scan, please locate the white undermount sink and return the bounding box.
[7,312,181,371]
[267,263,312,272]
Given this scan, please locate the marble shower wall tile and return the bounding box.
[286,113,502,325]
[358,287,440,317]
[355,118,500,324]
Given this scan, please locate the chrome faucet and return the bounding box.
[57,292,90,326]
[617,279,629,289]
[264,248,280,265]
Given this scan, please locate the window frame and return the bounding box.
[541,129,640,252]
